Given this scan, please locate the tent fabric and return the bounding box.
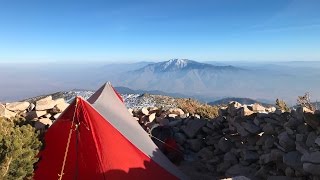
[87,82,187,179]
[34,97,180,180]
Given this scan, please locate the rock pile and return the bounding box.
[131,102,320,179]
[0,96,69,130]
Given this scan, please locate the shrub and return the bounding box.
[176,98,219,119]
[275,99,290,112]
[0,117,41,179]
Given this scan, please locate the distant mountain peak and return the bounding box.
[136,58,241,73]
[162,58,193,70]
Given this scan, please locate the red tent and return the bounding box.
[34,83,187,180]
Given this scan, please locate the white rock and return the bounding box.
[54,102,69,112]
[128,108,134,116]
[141,107,149,115]
[169,108,185,115]
[34,118,53,130]
[53,113,62,119]
[148,113,156,122]
[6,101,30,111]
[0,104,17,119]
[54,98,65,105]
[36,96,56,110]
[168,114,178,118]
[26,110,47,120]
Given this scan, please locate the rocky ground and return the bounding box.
[1,94,320,180]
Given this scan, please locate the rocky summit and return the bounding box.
[2,94,320,179]
[128,101,320,180]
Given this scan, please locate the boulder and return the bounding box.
[53,113,62,119]
[128,108,134,116]
[278,132,295,151]
[35,96,56,110]
[242,150,259,162]
[181,119,207,138]
[28,103,35,111]
[224,152,238,164]
[186,139,202,152]
[283,151,303,171]
[301,151,320,164]
[6,101,30,111]
[250,103,266,112]
[267,176,292,180]
[234,123,250,137]
[306,131,317,147]
[218,137,232,152]
[0,104,17,119]
[304,112,320,130]
[54,98,65,105]
[34,118,53,130]
[228,101,242,116]
[168,119,182,127]
[26,110,47,120]
[141,107,149,115]
[53,102,69,113]
[156,117,169,126]
[169,108,184,115]
[239,106,254,116]
[197,147,214,160]
[315,137,320,146]
[303,163,320,176]
[174,133,186,145]
[262,123,276,135]
[148,113,156,122]
[226,164,254,177]
[241,122,261,134]
[168,114,178,118]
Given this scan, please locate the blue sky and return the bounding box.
[0,0,320,63]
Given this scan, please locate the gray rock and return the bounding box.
[227,101,242,116]
[224,152,238,164]
[181,119,207,138]
[262,123,276,134]
[283,151,303,171]
[242,150,259,162]
[226,164,254,177]
[306,131,317,147]
[234,123,250,137]
[217,161,232,173]
[186,139,202,152]
[174,133,186,145]
[218,137,232,152]
[197,147,213,160]
[304,112,320,130]
[267,176,292,180]
[295,134,305,142]
[241,122,261,134]
[301,151,320,164]
[168,119,182,127]
[315,137,320,146]
[285,167,295,177]
[303,163,320,176]
[278,132,295,151]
